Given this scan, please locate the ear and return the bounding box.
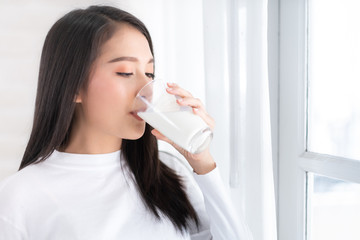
[74,94,82,103]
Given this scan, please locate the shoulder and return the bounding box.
[0,163,62,237]
[0,164,42,208]
[0,166,33,192]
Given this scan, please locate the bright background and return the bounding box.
[0,1,279,239]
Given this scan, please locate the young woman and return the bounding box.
[0,5,251,240]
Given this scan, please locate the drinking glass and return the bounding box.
[134,80,213,154]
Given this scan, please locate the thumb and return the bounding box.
[151,129,171,143]
[151,129,187,154]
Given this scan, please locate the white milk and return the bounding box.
[138,110,212,153]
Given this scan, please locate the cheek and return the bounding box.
[84,77,128,123]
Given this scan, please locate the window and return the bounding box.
[307,173,360,239]
[307,0,360,161]
[279,0,360,239]
[306,1,360,239]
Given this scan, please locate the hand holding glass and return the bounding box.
[134,80,213,154]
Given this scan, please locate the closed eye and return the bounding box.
[116,72,133,77]
[146,73,155,79]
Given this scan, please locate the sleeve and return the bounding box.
[191,167,253,240]
[0,176,27,240]
[158,152,252,240]
[0,217,25,240]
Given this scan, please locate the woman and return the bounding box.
[0,5,251,240]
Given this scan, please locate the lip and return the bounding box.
[130,112,144,121]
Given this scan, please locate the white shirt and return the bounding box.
[0,150,251,240]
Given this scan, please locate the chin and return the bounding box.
[125,127,146,140]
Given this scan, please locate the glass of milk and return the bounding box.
[134,80,213,154]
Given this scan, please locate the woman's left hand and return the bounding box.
[151,82,216,175]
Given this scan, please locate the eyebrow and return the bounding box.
[107,56,154,64]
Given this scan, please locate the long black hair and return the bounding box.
[19,5,199,233]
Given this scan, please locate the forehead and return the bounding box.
[98,23,153,63]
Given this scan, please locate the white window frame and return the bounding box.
[278,0,360,240]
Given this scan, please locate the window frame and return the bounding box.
[278,0,360,239]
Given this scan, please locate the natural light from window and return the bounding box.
[307,0,360,161]
[306,0,360,239]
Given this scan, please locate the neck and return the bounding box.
[63,132,122,154]
[62,107,122,154]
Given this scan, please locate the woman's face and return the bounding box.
[77,23,154,141]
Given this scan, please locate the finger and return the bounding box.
[193,108,216,130]
[166,83,193,98]
[176,97,204,109]
[176,97,215,130]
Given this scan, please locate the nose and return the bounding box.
[141,73,153,85]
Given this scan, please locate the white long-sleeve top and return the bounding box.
[0,150,251,240]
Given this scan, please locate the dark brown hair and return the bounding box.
[19,5,198,233]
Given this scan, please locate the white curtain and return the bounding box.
[129,0,278,239]
[203,0,278,240]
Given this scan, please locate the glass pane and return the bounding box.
[307,0,360,160]
[307,173,360,240]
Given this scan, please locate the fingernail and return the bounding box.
[167,82,176,87]
[167,87,173,92]
[177,98,183,103]
[193,108,199,112]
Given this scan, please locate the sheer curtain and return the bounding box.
[202,0,278,239]
[128,0,278,239]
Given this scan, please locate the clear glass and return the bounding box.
[307,173,360,240]
[307,0,360,160]
[134,80,213,154]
